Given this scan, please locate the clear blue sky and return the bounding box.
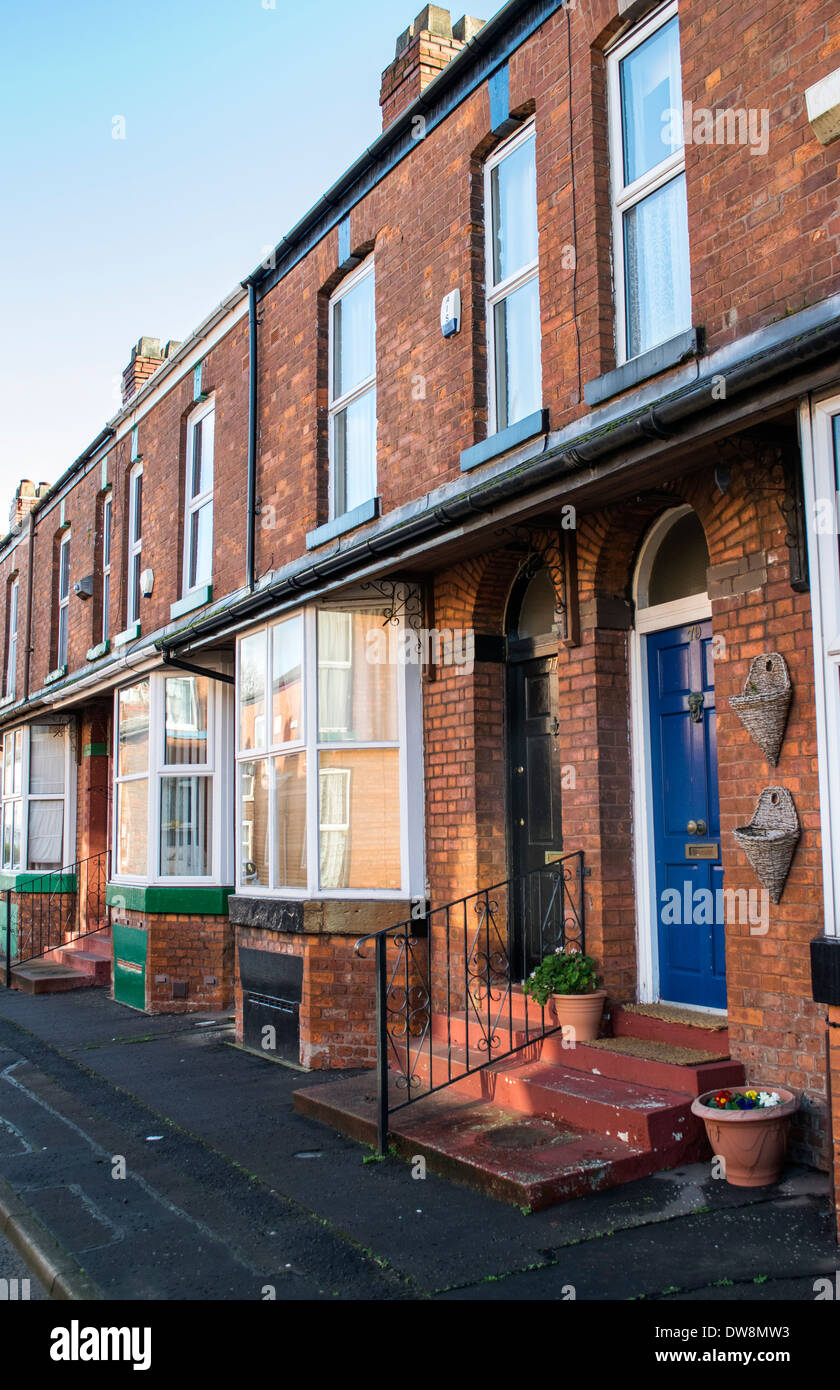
[0,0,491,526]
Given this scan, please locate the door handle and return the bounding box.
[686,819,708,836]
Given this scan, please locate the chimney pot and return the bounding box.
[9,479,50,532]
[381,9,485,132]
[121,336,166,405]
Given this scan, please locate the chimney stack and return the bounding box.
[121,336,181,405]
[10,479,50,532]
[380,7,485,132]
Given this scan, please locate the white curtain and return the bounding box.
[28,800,63,869]
[319,768,350,889]
[318,612,353,737]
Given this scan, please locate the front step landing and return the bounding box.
[10,959,97,994]
[293,1074,672,1211]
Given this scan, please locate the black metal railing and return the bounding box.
[3,849,111,987]
[355,851,586,1153]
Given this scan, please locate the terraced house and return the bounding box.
[3,0,840,1227]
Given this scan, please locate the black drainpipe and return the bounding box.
[244,277,259,591]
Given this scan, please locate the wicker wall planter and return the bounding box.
[729,653,791,767]
[733,787,800,904]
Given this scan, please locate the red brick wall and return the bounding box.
[2,1,838,688]
[111,907,233,1014]
[233,925,377,1069]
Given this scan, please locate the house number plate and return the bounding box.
[685,844,718,860]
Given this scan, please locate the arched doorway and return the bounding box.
[505,563,564,975]
[630,507,725,1009]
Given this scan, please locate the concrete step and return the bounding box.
[293,1073,705,1212]
[10,960,98,994]
[612,1003,730,1053]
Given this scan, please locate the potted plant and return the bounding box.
[690,1086,799,1187]
[522,950,606,1042]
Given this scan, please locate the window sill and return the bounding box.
[459,408,549,473]
[170,584,213,621]
[106,883,233,915]
[0,871,77,892]
[113,622,141,648]
[0,693,15,709]
[44,665,67,686]
[583,328,703,408]
[306,497,380,550]
[86,640,110,663]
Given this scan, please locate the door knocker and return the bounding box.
[688,691,705,724]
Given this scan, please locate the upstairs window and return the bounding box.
[127,464,143,626]
[57,532,70,668]
[328,258,377,517]
[5,578,18,698]
[184,402,214,593]
[485,122,541,433]
[101,495,112,643]
[608,1,690,363]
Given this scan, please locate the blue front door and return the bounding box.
[647,620,726,1009]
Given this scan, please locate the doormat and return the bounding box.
[621,1002,728,1031]
[588,1036,728,1065]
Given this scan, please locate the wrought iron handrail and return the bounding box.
[355,851,586,1153]
[3,849,111,987]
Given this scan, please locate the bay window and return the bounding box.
[113,670,230,883]
[236,601,422,898]
[608,1,691,363]
[485,121,541,433]
[1,722,73,872]
[184,401,214,594]
[328,259,377,518]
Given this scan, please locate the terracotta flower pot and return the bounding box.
[690,1086,799,1187]
[547,988,607,1043]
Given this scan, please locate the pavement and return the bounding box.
[0,983,837,1302]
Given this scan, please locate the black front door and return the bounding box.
[508,653,564,974]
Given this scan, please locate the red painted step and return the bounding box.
[44,931,112,985]
[397,1040,704,1149]
[10,960,98,994]
[612,1003,729,1053]
[11,929,112,993]
[293,1072,706,1212]
[430,1004,741,1096]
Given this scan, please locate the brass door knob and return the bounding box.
[686,819,708,836]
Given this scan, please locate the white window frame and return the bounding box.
[607,0,688,366]
[328,256,377,520]
[234,602,424,901]
[127,464,143,626]
[5,578,18,698]
[183,398,215,596]
[111,668,233,886]
[57,532,71,668]
[484,119,541,436]
[0,722,76,873]
[801,389,840,937]
[101,495,112,644]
